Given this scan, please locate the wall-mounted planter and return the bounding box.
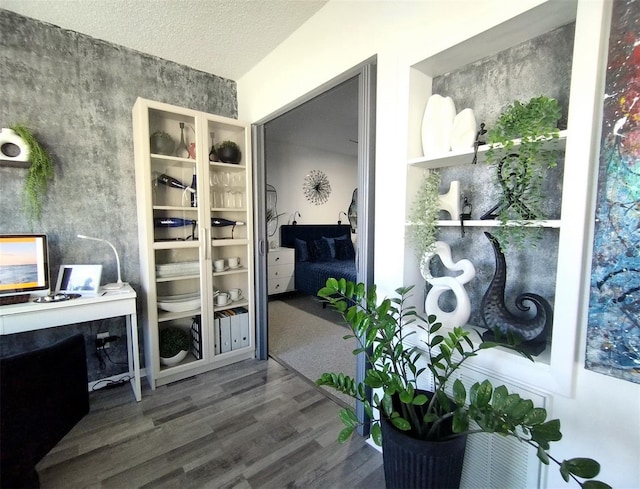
[0,127,30,168]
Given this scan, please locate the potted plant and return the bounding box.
[317,278,609,489]
[406,169,440,261]
[159,326,190,366]
[483,96,562,249]
[216,140,241,164]
[150,131,175,155]
[9,124,54,221]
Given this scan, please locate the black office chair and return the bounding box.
[1,334,90,488]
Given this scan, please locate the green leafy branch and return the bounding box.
[485,96,562,249]
[10,123,54,221]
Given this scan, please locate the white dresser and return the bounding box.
[268,247,295,295]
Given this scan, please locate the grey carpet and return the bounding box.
[270,291,345,324]
[268,299,356,407]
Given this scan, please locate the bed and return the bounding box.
[280,224,357,297]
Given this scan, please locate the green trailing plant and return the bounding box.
[485,96,562,249]
[406,170,440,260]
[216,140,240,150]
[317,278,610,489]
[159,327,190,358]
[10,124,54,221]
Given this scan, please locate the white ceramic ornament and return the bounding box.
[0,128,30,162]
[421,95,456,156]
[450,108,477,151]
[438,180,461,220]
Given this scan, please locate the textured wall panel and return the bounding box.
[424,23,574,339]
[0,9,237,381]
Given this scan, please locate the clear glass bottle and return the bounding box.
[176,122,189,158]
[208,131,219,162]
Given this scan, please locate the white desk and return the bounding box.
[0,285,141,402]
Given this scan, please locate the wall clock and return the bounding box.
[303,169,331,205]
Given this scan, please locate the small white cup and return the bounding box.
[216,292,230,306]
[229,288,243,301]
[228,257,240,269]
[214,259,225,271]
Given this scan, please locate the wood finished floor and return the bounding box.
[37,358,385,489]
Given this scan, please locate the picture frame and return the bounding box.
[55,264,102,297]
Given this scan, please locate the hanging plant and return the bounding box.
[484,96,562,249]
[406,170,440,260]
[10,124,54,221]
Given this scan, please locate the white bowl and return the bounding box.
[160,349,188,366]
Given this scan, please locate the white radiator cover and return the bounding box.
[456,367,547,489]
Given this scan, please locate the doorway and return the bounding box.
[252,59,376,433]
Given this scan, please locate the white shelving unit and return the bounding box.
[404,2,598,396]
[132,98,254,389]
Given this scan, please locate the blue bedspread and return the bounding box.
[294,259,357,297]
[279,224,356,297]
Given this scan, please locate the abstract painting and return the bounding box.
[586,0,640,383]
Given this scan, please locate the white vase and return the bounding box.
[450,108,477,151]
[421,95,456,156]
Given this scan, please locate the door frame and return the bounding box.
[252,57,376,435]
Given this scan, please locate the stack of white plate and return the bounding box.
[157,292,201,312]
[156,261,200,278]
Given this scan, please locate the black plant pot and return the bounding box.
[218,146,241,164]
[381,417,468,489]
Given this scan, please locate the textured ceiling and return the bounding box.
[3,0,357,157]
[1,0,328,80]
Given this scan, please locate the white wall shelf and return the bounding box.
[408,130,567,169]
[434,220,562,229]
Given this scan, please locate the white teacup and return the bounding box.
[228,257,240,269]
[229,288,243,301]
[214,259,225,271]
[216,292,230,306]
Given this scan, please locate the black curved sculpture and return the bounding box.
[348,188,357,233]
[481,232,553,354]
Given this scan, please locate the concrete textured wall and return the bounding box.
[0,9,237,382]
[427,23,574,330]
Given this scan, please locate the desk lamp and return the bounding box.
[77,235,125,290]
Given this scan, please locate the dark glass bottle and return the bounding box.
[156,173,188,191]
[190,170,197,207]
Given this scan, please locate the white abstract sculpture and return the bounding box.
[421,241,476,329]
[438,180,461,220]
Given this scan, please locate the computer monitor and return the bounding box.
[0,234,50,304]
